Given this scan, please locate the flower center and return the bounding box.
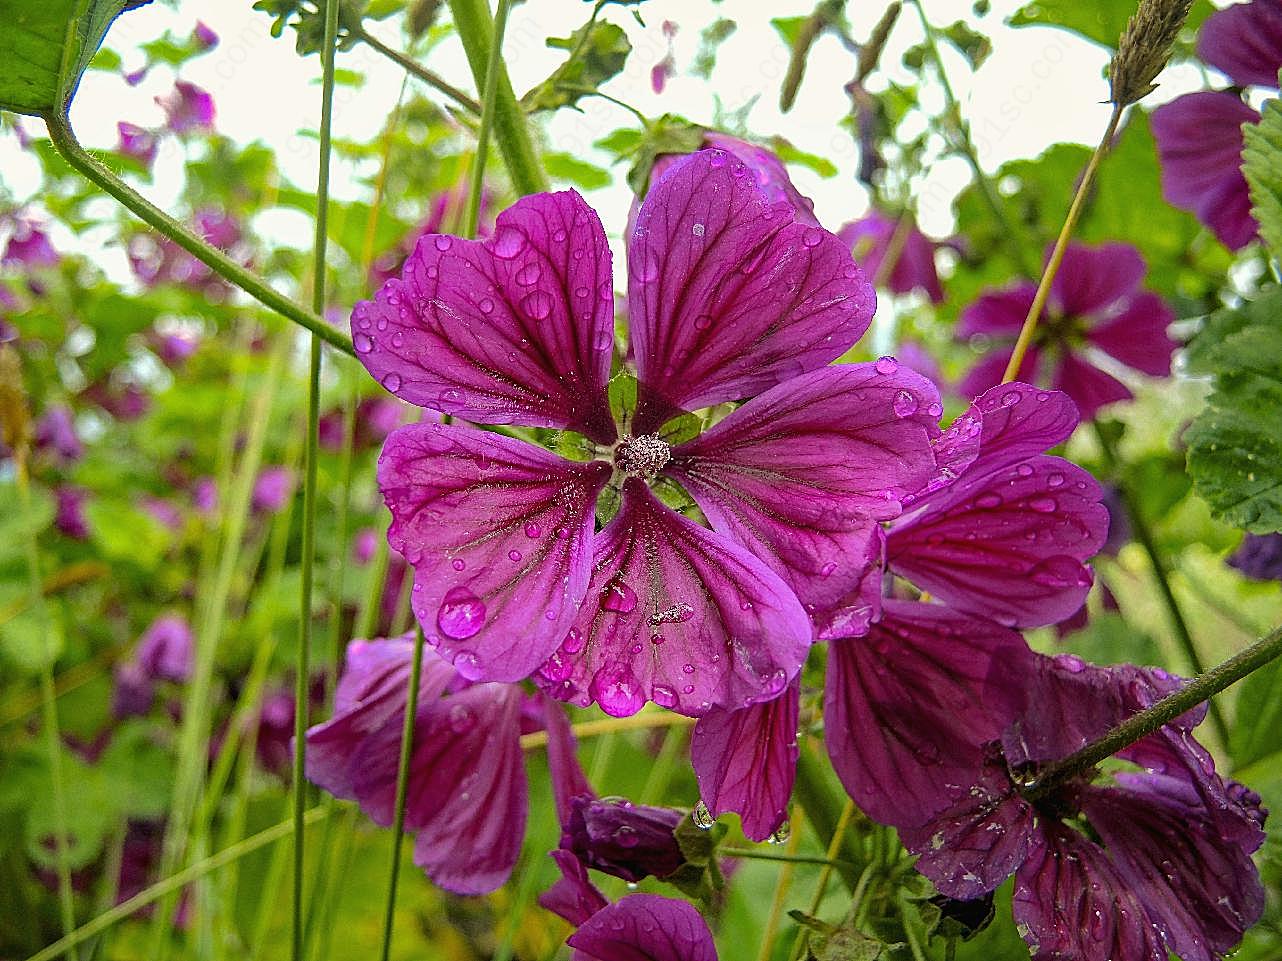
[614,434,672,480]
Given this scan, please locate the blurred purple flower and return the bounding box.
[651,20,678,94]
[369,185,495,288]
[1198,0,1282,90]
[2,216,59,269]
[137,614,194,681]
[1229,533,1282,581]
[352,527,380,565]
[123,66,148,86]
[958,243,1177,418]
[192,21,219,51]
[192,476,218,514]
[128,208,244,296]
[156,80,215,135]
[83,380,151,421]
[149,329,200,368]
[116,122,158,170]
[141,496,183,531]
[255,689,297,776]
[54,485,91,539]
[34,405,83,463]
[837,210,943,303]
[317,397,405,453]
[251,466,294,514]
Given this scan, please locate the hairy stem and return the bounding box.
[41,114,353,357]
[448,0,549,196]
[1026,620,1282,801]
[378,627,426,961]
[352,26,482,114]
[1002,103,1124,382]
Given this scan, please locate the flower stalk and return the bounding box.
[350,25,482,115]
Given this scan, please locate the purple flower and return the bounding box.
[899,654,1266,961]
[34,405,82,463]
[1150,0,1282,251]
[352,527,380,565]
[651,20,678,94]
[128,208,244,296]
[192,476,218,514]
[837,210,943,303]
[958,243,1177,418]
[1152,92,1262,251]
[563,795,685,883]
[54,485,90,539]
[307,635,574,894]
[2,216,59,269]
[255,689,297,776]
[141,496,183,531]
[369,186,495,288]
[112,661,156,718]
[1229,532,1282,581]
[123,66,148,86]
[116,122,158,171]
[136,615,194,683]
[192,21,219,51]
[354,150,940,716]
[149,329,200,368]
[251,466,294,514]
[317,397,405,452]
[541,853,719,961]
[156,80,215,135]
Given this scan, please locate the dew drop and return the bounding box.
[508,549,522,562]
[820,562,838,577]
[802,227,824,248]
[600,577,638,613]
[520,290,554,320]
[381,372,402,392]
[892,389,918,417]
[448,702,475,733]
[353,333,374,353]
[1001,389,1022,407]
[1047,472,1065,488]
[874,356,898,375]
[451,558,466,571]
[561,628,585,654]
[590,664,646,716]
[1030,496,1057,513]
[708,151,728,169]
[692,222,705,237]
[1016,463,1035,477]
[433,235,452,251]
[976,492,1003,509]
[492,226,524,259]
[478,297,495,314]
[515,262,542,286]
[437,586,486,639]
[524,522,541,538]
[651,685,678,708]
[694,314,713,331]
[575,285,589,298]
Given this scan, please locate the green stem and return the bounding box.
[1002,102,1124,382]
[907,0,1038,278]
[15,461,77,960]
[352,27,482,114]
[448,0,550,197]
[793,743,863,887]
[41,113,353,357]
[720,849,855,870]
[378,627,426,961]
[22,808,332,961]
[464,0,514,238]
[294,4,340,956]
[1025,620,1282,801]
[1093,423,1230,745]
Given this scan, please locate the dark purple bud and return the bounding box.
[113,661,156,718]
[564,796,685,883]
[1229,533,1282,582]
[54,485,90,539]
[136,614,194,682]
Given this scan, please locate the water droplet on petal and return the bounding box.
[381,372,402,391]
[820,562,837,577]
[1047,472,1065,488]
[433,235,452,251]
[1001,389,1022,407]
[508,549,522,562]
[874,356,898,375]
[561,628,585,654]
[1016,463,1035,477]
[515,262,542,286]
[478,297,494,314]
[692,800,716,829]
[451,558,466,571]
[1030,496,1057,513]
[802,227,824,248]
[353,333,374,353]
[652,685,677,708]
[520,290,554,320]
[708,151,728,169]
[682,663,695,675]
[448,702,475,733]
[601,577,637,613]
[437,587,486,639]
[524,522,541,538]
[694,314,713,331]
[492,227,524,259]
[976,492,1003,509]
[893,389,918,417]
[590,664,645,716]
[691,222,705,237]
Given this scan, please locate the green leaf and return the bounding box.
[692,18,736,78]
[543,150,612,190]
[1243,77,1282,262]
[85,499,171,570]
[1008,0,1213,48]
[1231,657,1282,769]
[1185,288,1282,533]
[0,0,151,117]
[770,15,808,47]
[770,137,838,177]
[522,21,632,113]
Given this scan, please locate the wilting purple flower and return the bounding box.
[116,122,159,170]
[136,615,194,682]
[354,150,940,717]
[192,21,219,51]
[2,216,59,268]
[541,853,719,961]
[837,210,943,303]
[156,80,215,135]
[1151,0,1282,251]
[307,635,579,894]
[898,654,1265,961]
[54,485,90,539]
[563,795,685,883]
[34,405,82,463]
[958,243,1177,418]
[252,466,294,514]
[1229,532,1282,581]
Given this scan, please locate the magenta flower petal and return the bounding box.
[566,894,718,961]
[824,601,1035,828]
[956,284,1036,338]
[1197,0,1282,88]
[900,761,1035,900]
[305,636,454,799]
[959,383,1081,472]
[116,122,158,170]
[957,346,1042,401]
[1152,92,1259,251]
[1052,352,1133,419]
[838,210,944,303]
[351,190,617,442]
[542,479,811,718]
[889,454,1106,627]
[380,423,610,682]
[628,149,875,432]
[545,699,593,824]
[564,796,685,882]
[1011,823,1165,961]
[666,363,939,628]
[702,132,820,226]
[540,848,609,927]
[157,80,215,135]
[1049,242,1144,317]
[135,614,194,682]
[1230,532,1282,580]
[690,681,798,841]
[1087,291,1176,376]
[1082,787,1266,961]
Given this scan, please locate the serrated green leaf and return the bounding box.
[1231,657,1282,769]
[0,0,152,117]
[1186,290,1282,533]
[1243,77,1282,262]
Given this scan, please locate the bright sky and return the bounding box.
[1,0,1208,288]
